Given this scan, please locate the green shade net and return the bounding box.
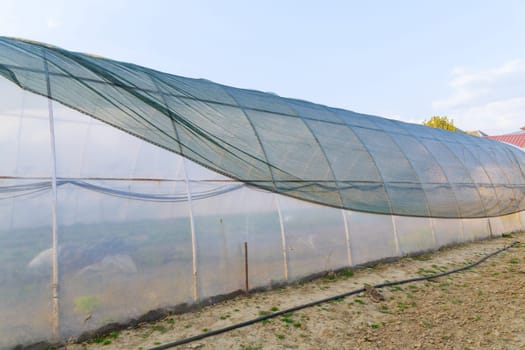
[0,36,524,218]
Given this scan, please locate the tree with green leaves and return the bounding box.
[422,116,458,131]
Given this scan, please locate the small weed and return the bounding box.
[103,340,111,345]
[202,328,209,332]
[281,315,294,324]
[293,322,302,328]
[324,272,337,281]
[166,318,174,324]
[379,305,391,314]
[271,306,279,312]
[240,344,262,350]
[475,315,481,321]
[406,293,414,299]
[371,323,380,329]
[153,342,161,346]
[509,258,519,264]
[184,324,192,328]
[276,334,285,340]
[408,285,418,290]
[106,332,118,339]
[141,333,150,339]
[421,320,433,328]
[338,268,354,278]
[259,310,271,316]
[391,286,403,292]
[93,337,105,344]
[331,297,345,303]
[502,233,513,238]
[261,319,269,325]
[354,298,365,305]
[366,263,378,269]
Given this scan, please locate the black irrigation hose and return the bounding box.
[149,241,520,350]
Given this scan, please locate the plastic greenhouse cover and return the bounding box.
[0,36,524,219]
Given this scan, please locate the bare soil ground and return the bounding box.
[64,232,525,350]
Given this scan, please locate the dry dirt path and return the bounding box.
[65,232,525,350]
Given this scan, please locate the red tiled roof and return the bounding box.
[486,133,525,148]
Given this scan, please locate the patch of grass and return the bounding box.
[276,334,285,340]
[509,258,519,264]
[271,306,279,312]
[151,325,166,333]
[293,322,302,328]
[417,267,438,276]
[439,282,450,288]
[108,331,119,339]
[354,298,365,305]
[166,318,174,324]
[397,301,415,311]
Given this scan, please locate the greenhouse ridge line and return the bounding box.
[147,241,520,350]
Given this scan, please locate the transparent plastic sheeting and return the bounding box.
[1,37,525,218]
[0,82,524,348]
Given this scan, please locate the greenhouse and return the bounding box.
[0,37,524,348]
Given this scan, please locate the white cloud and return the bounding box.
[432,60,525,135]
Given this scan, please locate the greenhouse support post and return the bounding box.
[341,210,352,267]
[275,195,289,281]
[182,158,198,302]
[44,51,60,339]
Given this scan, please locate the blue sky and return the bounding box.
[1,0,524,134]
